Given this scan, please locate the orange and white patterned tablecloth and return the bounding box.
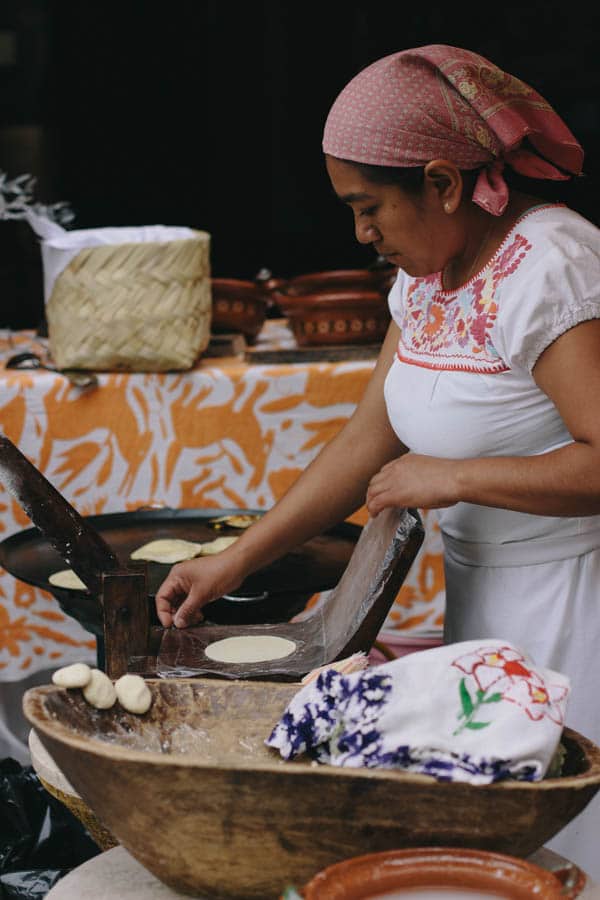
[0,323,445,681]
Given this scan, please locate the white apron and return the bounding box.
[384,203,600,878]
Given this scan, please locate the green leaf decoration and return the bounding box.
[466,720,491,730]
[483,692,503,704]
[459,678,474,716]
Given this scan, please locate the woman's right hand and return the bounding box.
[155,551,245,629]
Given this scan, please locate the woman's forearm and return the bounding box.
[454,442,600,517]
[156,322,405,627]
[226,323,404,581]
[233,416,401,576]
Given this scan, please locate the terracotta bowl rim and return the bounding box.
[23,683,600,788]
[286,268,385,282]
[279,290,389,311]
[210,278,269,302]
[211,277,264,288]
[302,845,566,899]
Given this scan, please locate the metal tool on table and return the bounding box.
[0,435,424,681]
[5,351,99,388]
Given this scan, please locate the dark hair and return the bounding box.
[351,158,584,208]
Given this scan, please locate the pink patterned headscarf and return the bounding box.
[322,44,584,215]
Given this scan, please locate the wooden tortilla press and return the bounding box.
[0,435,424,681]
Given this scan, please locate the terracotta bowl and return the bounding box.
[275,267,396,296]
[302,847,570,899]
[210,278,270,344]
[278,290,391,347]
[23,680,600,900]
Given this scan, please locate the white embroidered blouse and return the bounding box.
[383,203,600,564]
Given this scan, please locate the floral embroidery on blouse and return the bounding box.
[452,644,568,731]
[397,232,532,373]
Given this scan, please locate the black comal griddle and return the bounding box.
[0,434,424,681]
[0,506,361,635]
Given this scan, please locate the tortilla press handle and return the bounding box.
[0,434,119,595]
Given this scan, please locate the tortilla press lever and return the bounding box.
[0,434,153,677]
[0,434,118,595]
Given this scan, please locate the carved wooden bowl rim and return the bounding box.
[23,681,600,791]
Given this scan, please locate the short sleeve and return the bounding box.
[494,220,600,373]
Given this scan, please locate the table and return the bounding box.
[45,845,599,899]
[0,322,445,676]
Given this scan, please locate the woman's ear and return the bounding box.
[423,159,463,213]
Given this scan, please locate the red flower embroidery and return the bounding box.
[397,232,533,372]
[452,645,568,730]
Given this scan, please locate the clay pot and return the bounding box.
[279,268,391,296]
[210,278,270,344]
[275,266,396,296]
[302,847,570,899]
[278,290,391,346]
[267,267,395,346]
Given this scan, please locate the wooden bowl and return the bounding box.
[28,729,118,850]
[23,680,600,900]
[278,290,391,346]
[302,847,569,899]
[210,278,270,344]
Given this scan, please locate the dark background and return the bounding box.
[1,0,599,328]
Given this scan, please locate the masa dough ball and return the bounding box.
[130,538,204,564]
[82,669,117,709]
[198,535,239,555]
[52,663,92,688]
[115,674,152,714]
[48,569,87,590]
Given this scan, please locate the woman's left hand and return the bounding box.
[366,453,459,516]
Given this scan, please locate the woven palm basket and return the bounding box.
[46,230,211,372]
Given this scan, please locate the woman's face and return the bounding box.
[325,155,457,277]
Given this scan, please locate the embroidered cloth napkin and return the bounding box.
[265,639,570,784]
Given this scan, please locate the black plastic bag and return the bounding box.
[0,758,100,899]
[0,870,63,900]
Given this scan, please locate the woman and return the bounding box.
[157,46,600,875]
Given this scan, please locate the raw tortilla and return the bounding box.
[197,535,239,555]
[129,535,238,564]
[204,634,296,664]
[130,538,204,564]
[210,514,261,529]
[48,569,87,590]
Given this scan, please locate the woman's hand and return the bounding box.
[155,551,244,629]
[366,453,460,516]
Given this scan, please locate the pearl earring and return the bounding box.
[444,202,452,213]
